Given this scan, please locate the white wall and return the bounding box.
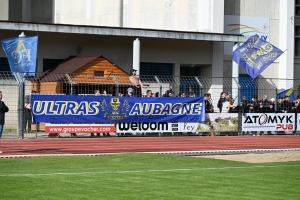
[54,0,224,33]
[55,0,123,26]
[279,0,294,81]
[0,0,9,20]
[224,0,293,80]
[124,0,223,32]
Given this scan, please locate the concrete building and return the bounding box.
[0,0,295,132]
[0,0,295,98]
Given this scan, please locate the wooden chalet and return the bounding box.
[31,55,132,95]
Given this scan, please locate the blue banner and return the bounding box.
[31,95,205,123]
[1,36,38,76]
[232,34,283,79]
[277,87,295,101]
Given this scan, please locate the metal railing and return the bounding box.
[0,71,299,139]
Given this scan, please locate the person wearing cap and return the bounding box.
[249,95,260,113]
[269,98,276,113]
[126,87,134,97]
[129,69,147,97]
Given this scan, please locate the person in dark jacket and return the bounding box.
[217,92,227,113]
[0,91,9,138]
[204,93,212,113]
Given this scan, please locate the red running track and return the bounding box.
[1,136,300,157]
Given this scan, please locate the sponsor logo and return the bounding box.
[276,124,293,130]
[244,114,293,124]
[101,98,130,120]
[117,122,168,132]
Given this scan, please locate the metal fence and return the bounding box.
[1,71,299,139]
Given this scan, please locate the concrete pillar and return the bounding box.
[279,0,294,88]
[232,44,239,104]
[211,41,224,108]
[133,38,140,75]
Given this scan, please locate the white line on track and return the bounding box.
[0,164,299,177]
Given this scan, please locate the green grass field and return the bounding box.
[0,153,299,200]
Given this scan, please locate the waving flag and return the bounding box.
[277,87,295,101]
[232,34,283,79]
[1,36,38,76]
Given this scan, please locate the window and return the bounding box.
[180,65,201,76]
[94,71,104,77]
[0,57,10,71]
[140,62,174,76]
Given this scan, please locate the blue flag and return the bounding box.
[1,36,38,76]
[232,35,283,79]
[276,87,295,101]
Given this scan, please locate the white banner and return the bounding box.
[297,114,300,131]
[116,113,239,133]
[242,113,295,131]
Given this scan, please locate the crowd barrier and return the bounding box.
[0,71,300,138]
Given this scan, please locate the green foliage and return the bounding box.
[0,154,299,200]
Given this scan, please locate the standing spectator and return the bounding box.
[241,96,250,113]
[259,95,271,113]
[228,97,239,113]
[282,95,292,113]
[146,90,152,97]
[204,93,212,113]
[207,93,214,113]
[188,91,195,97]
[128,69,147,97]
[291,95,300,113]
[118,92,123,97]
[277,96,284,112]
[269,98,276,113]
[24,96,32,133]
[249,95,260,136]
[0,91,9,138]
[126,88,134,97]
[181,92,186,98]
[217,92,227,113]
[241,96,250,135]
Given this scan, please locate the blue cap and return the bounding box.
[127,87,133,91]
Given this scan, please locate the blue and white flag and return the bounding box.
[232,34,283,79]
[1,36,38,76]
